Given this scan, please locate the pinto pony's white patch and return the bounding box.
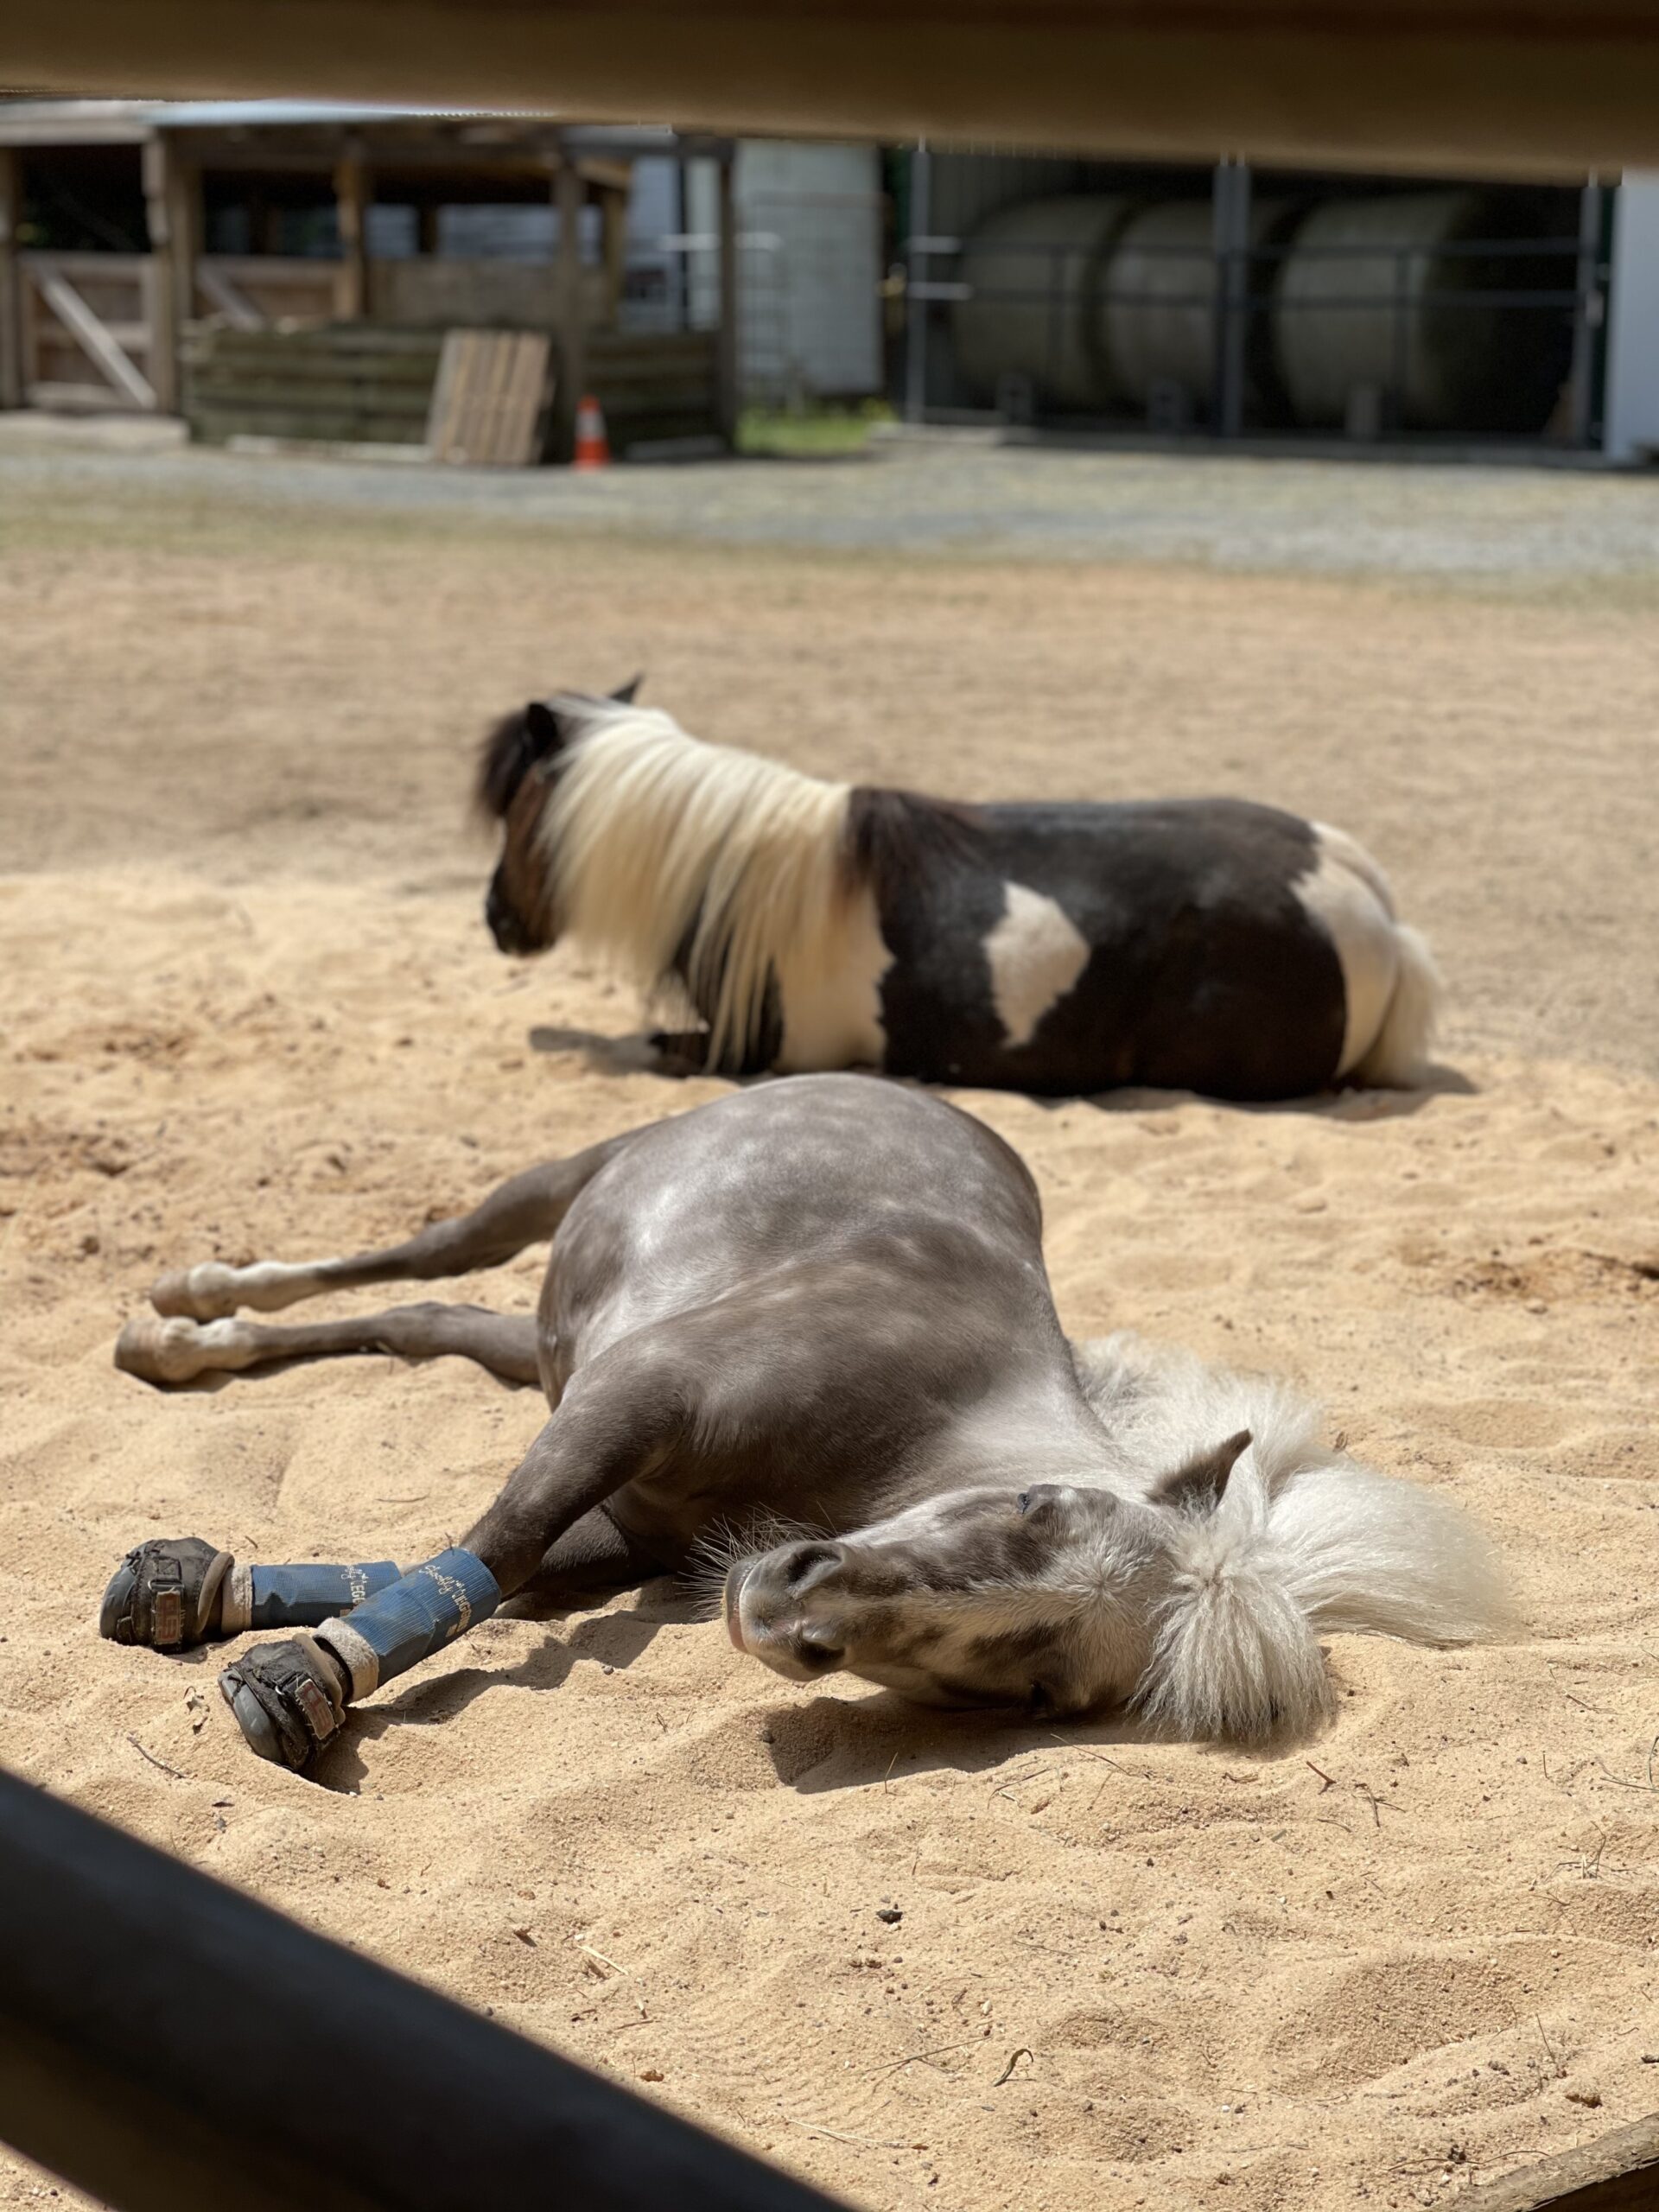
[1070,1332,1511,1739]
[534,701,882,1071]
[1295,824,1443,1084]
[984,881,1091,1050]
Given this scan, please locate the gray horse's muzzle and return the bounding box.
[724,1545,848,1679]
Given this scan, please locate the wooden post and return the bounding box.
[715,146,740,448]
[1459,2108,1659,2209]
[172,144,201,327]
[139,135,179,413]
[551,146,586,461]
[0,149,22,410]
[334,137,370,320]
[142,130,199,415]
[600,183,628,321]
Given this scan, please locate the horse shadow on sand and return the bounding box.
[299,1584,1322,1796]
[745,1686,1325,1795]
[530,1020,1476,1126]
[1064,1058,1474,1126]
[308,1584,692,1793]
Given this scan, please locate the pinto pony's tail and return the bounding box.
[1351,922,1444,1089]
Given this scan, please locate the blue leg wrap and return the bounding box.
[315,1548,501,1699]
[241,1561,400,1631]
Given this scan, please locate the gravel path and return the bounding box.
[6,418,1659,582]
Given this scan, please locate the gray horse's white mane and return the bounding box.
[1069,1332,1509,1738]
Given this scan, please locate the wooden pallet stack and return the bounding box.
[182,321,724,460]
[582,330,721,453]
[183,323,443,448]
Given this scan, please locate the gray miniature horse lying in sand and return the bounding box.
[101,1078,1505,1770]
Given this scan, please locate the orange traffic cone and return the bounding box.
[573,392,611,470]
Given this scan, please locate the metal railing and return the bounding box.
[906,171,1605,446]
[0,1765,848,2212]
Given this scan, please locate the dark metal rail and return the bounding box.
[0,1766,849,2212]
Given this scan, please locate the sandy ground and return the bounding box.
[3,436,1659,2212]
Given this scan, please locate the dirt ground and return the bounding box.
[3,434,1658,2212]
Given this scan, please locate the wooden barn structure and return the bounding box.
[0,101,740,460]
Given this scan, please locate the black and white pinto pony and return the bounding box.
[480,686,1441,1099]
[100,1077,1504,1770]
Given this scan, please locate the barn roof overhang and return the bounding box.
[1,2,1652,180]
[0,101,734,166]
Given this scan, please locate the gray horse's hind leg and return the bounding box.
[149,1139,626,1322]
[116,1304,542,1388]
[101,1302,546,1652]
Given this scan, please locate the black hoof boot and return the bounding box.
[219,1635,347,1770]
[99,1536,233,1649]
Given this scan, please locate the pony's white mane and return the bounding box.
[1070,1332,1511,1739]
[536,699,853,1068]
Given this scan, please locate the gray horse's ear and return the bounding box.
[610,673,644,704]
[524,700,563,748]
[1152,1429,1251,1515]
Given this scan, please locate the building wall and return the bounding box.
[689,141,883,401]
[1605,175,1659,460]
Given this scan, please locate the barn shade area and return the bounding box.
[0,106,739,460]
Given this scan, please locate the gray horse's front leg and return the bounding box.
[99,1541,402,1650]
[216,1361,685,1769]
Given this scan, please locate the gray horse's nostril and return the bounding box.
[780,1541,841,1597]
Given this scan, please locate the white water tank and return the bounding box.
[1272,190,1575,432]
[954,194,1136,409]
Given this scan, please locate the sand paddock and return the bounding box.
[3,435,1658,2211]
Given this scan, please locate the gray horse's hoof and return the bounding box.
[149,1262,241,1321]
[219,1635,347,1770]
[99,1536,233,1649]
[115,1314,251,1387]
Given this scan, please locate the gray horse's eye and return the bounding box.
[1016,1492,1033,1514]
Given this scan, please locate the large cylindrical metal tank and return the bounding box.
[952,194,1135,410]
[1271,190,1575,432]
[1096,196,1300,414]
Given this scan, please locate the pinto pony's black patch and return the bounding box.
[476,680,642,822]
[476,702,569,821]
[846,789,1350,1100]
[842,785,987,893]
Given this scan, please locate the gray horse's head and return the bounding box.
[723,1433,1251,1721]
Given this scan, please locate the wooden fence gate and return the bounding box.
[16,252,161,411]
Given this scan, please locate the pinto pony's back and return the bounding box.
[479,691,1444,1102]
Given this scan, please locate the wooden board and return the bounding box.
[10,0,1659,177]
[585,328,721,455]
[182,321,443,446]
[425,329,554,467]
[1461,2114,1659,2211]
